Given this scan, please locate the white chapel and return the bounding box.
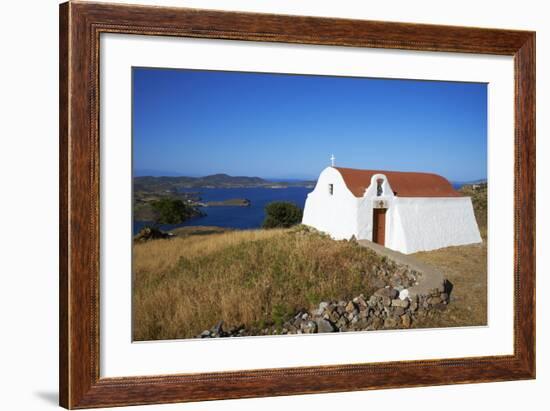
[302,160,481,254]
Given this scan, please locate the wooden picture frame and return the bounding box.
[59,1,535,408]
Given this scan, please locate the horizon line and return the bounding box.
[133,170,487,183]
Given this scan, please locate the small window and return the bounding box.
[328,184,334,195]
[376,179,384,197]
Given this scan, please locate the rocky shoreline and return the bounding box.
[197,284,450,338]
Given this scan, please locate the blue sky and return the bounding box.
[133,67,487,182]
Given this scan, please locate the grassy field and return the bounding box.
[133,227,404,340]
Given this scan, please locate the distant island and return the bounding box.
[451,178,488,189]
[134,173,315,192]
[202,198,251,207]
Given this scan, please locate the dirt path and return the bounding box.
[357,240,445,297]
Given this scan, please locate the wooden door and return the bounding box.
[372,208,387,246]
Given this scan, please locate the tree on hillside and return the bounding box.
[262,201,303,229]
[150,198,202,224]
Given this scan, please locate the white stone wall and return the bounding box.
[390,197,482,254]
[302,167,359,240]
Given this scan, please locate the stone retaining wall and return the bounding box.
[198,284,450,338]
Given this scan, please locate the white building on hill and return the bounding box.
[302,165,482,254]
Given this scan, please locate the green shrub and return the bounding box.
[262,201,303,229]
[271,303,293,330]
[150,198,201,224]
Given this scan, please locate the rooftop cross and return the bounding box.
[330,154,335,167]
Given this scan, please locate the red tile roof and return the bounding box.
[334,167,463,198]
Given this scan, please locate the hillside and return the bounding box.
[459,182,487,238]
[133,227,416,340]
[134,173,267,191]
[134,174,316,194]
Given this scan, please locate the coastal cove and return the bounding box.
[133,186,311,234]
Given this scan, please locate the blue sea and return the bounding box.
[133,186,312,234]
[133,183,467,234]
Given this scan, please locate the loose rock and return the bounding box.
[345,301,356,313]
[316,319,336,333]
[428,296,442,305]
[392,299,410,309]
[374,287,398,299]
[393,307,405,316]
[302,320,318,333]
[384,317,399,328]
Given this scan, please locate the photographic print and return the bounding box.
[132,67,487,341]
[59,5,535,406]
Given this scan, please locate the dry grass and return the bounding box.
[411,240,487,328]
[133,228,393,340]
